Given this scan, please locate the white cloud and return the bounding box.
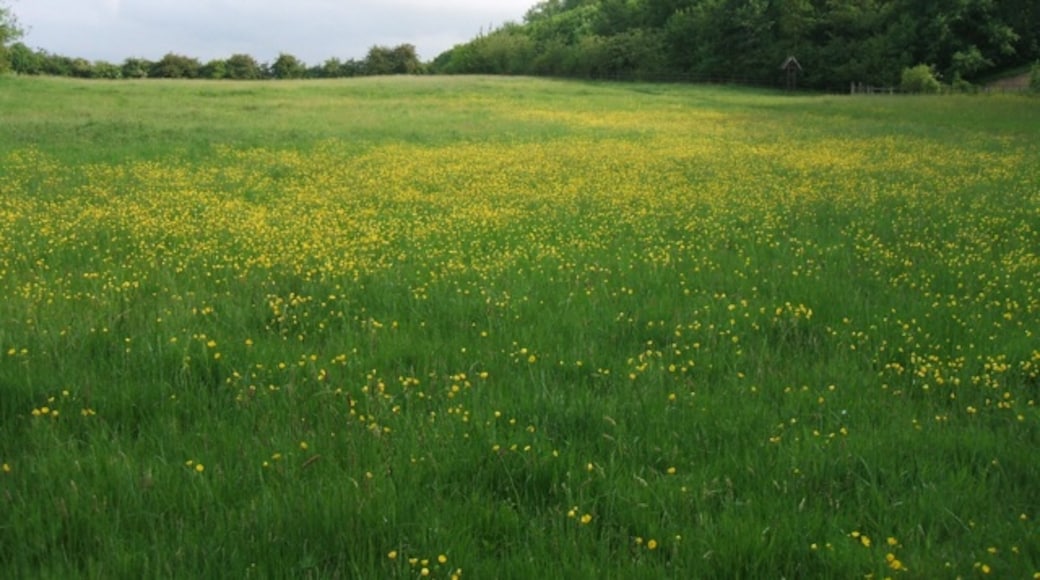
[14,0,534,64]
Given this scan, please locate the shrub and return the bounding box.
[900,64,941,94]
[950,73,975,94]
[1030,62,1040,93]
[121,58,151,79]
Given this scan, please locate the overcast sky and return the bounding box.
[12,0,536,64]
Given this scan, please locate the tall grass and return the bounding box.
[1,76,1038,578]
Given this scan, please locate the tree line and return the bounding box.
[3,43,423,80]
[3,1,1039,90]
[0,3,422,79]
[430,0,1040,90]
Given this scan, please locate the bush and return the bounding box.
[950,73,975,94]
[121,58,151,79]
[271,53,306,80]
[1030,62,1040,93]
[149,52,201,79]
[900,64,941,94]
[225,54,262,80]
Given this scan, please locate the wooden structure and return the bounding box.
[780,56,802,90]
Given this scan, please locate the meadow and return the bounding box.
[0,75,1038,578]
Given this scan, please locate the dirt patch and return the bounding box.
[988,72,1030,89]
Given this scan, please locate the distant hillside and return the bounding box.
[432,0,1040,90]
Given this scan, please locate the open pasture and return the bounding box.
[0,76,1038,577]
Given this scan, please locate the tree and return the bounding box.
[271,52,306,79]
[800,0,905,88]
[316,57,362,78]
[1,0,24,72]
[39,51,73,76]
[998,0,1040,63]
[150,52,201,78]
[364,45,395,75]
[592,0,640,36]
[392,44,421,74]
[319,57,343,78]
[225,53,262,80]
[433,27,533,75]
[92,60,121,79]
[200,59,228,79]
[9,42,42,74]
[364,44,421,75]
[69,57,94,78]
[889,0,1020,81]
[340,58,364,77]
[900,64,941,93]
[594,29,667,78]
[122,57,151,79]
[432,0,1040,89]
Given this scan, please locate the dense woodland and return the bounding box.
[434,0,1040,89]
[2,0,1039,90]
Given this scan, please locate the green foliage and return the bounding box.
[121,58,151,79]
[319,57,343,78]
[68,59,122,80]
[580,29,667,78]
[8,42,41,74]
[951,45,993,78]
[364,46,394,75]
[900,64,942,93]
[5,0,1040,89]
[9,45,127,80]
[5,38,419,82]
[92,61,122,79]
[9,44,72,77]
[949,73,975,93]
[0,3,17,42]
[68,58,93,79]
[0,1,23,72]
[316,57,363,78]
[38,51,73,76]
[1031,61,1040,92]
[271,52,306,80]
[433,0,1040,90]
[149,52,202,79]
[225,53,262,80]
[200,59,227,80]
[671,0,776,80]
[364,44,421,75]
[437,27,537,75]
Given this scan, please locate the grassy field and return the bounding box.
[1,75,1038,578]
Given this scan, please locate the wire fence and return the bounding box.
[550,71,1038,96]
[850,82,1036,96]
[543,70,790,89]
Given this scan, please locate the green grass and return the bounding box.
[1,75,1038,578]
